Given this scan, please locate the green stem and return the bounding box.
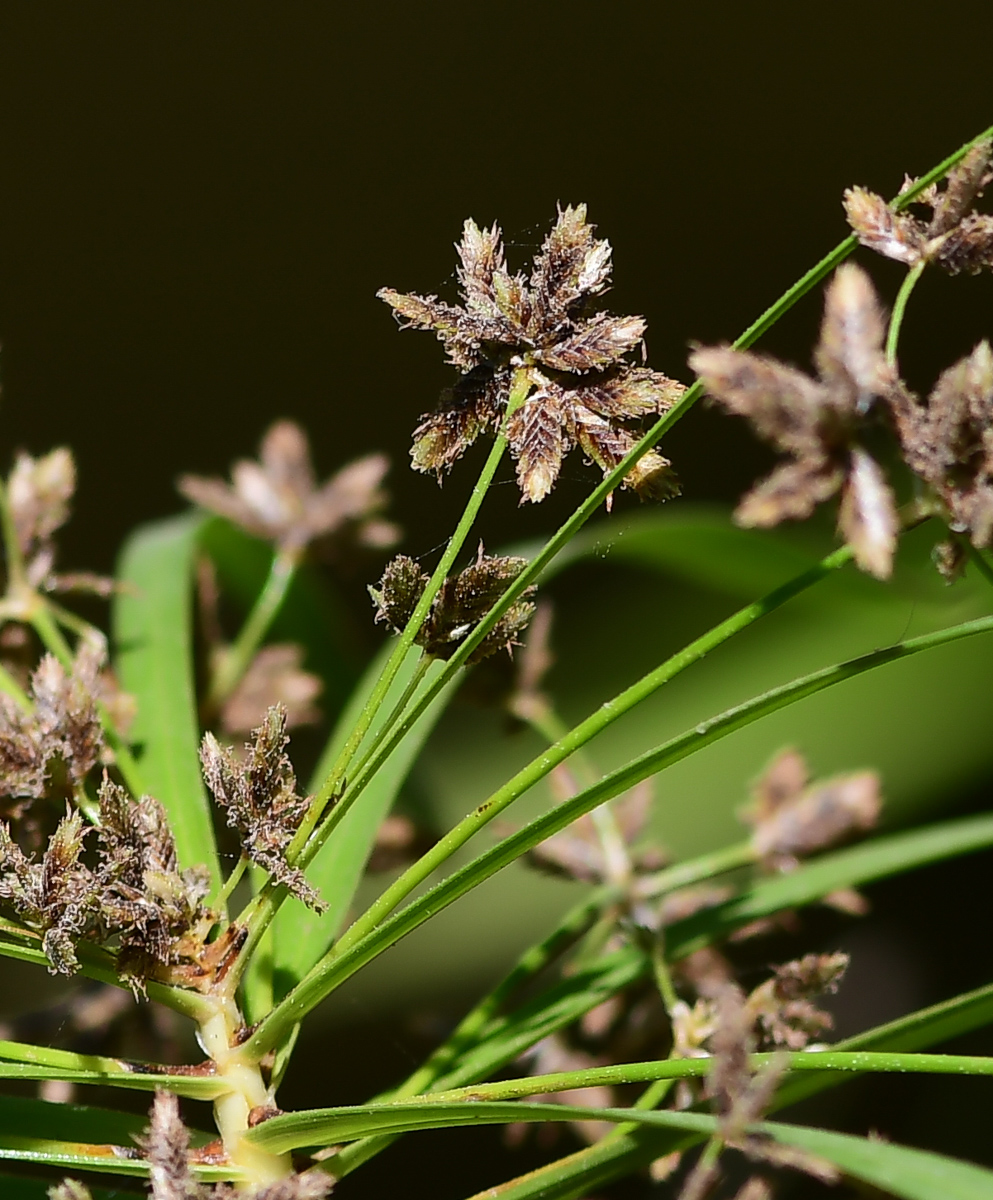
[206,548,299,713]
[649,942,680,1017]
[240,608,993,1060]
[395,1050,993,1104]
[215,855,249,922]
[302,368,531,825]
[317,546,852,951]
[452,979,993,1200]
[321,128,993,818]
[886,259,926,367]
[342,652,432,800]
[0,477,28,592]
[520,703,632,887]
[229,373,531,982]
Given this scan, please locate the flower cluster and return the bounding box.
[201,706,322,910]
[379,206,685,503]
[0,640,105,823]
[692,253,993,577]
[180,420,400,557]
[0,781,213,984]
[690,264,900,578]
[845,139,993,276]
[370,548,537,663]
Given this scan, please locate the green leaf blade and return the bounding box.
[113,513,219,891]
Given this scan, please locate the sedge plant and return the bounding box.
[0,124,992,1200]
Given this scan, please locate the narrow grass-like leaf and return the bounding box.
[248,1096,993,1200]
[0,1095,234,1182]
[446,983,993,1200]
[114,513,219,890]
[242,613,993,1058]
[0,1040,226,1099]
[269,641,452,1002]
[665,811,993,959]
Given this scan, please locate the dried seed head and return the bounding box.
[7,448,77,589]
[139,1090,204,1200]
[370,548,537,664]
[96,778,213,986]
[845,140,993,275]
[747,952,849,1050]
[742,749,881,866]
[180,422,400,556]
[0,807,98,974]
[201,707,322,910]
[0,639,108,819]
[380,206,685,502]
[891,341,993,549]
[691,265,898,577]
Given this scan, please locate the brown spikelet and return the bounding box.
[845,140,993,275]
[380,205,684,502]
[180,421,399,556]
[691,264,899,575]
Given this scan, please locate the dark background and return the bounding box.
[0,4,991,1198]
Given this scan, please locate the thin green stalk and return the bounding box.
[205,548,299,712]
[649,943,680,1016]
[239,608,993,1061]
[339,652,431,804]
[229,372,531,977]
[302,368,531,823]
[886,259,926,367]
[634,841,756,898]
[0,478,27,592]
[215,855,249,922]
[315,546,853,949]
[456,981,993,1200]
[520,704,631,887]
[323,125,993,822]
[402,1052,993,1105]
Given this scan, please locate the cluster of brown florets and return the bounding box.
[379,205,686,504]
[692,141,993,580]
[370,546,537,664]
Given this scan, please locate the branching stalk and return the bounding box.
[886,259,926,367]
[205,548,300,714]
[241,608,993,1059]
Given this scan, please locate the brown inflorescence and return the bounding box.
[379,205,685,503]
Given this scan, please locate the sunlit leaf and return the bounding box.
[114,513,219,890]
